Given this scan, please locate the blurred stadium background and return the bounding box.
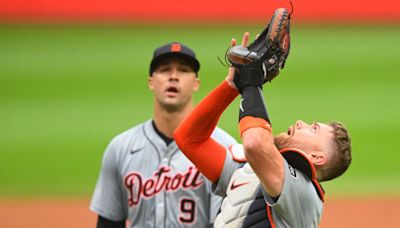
[1,0,400,227]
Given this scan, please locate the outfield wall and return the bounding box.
[1,0,400,23]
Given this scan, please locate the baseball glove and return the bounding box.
[228,8,292,83]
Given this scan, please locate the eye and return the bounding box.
[154,66,169,73]
[312,126,317,133]
[312,123,319,133]
[179,67,192,73]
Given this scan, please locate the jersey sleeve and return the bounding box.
[261,160,323,227]
[212,148,244,197]
[90,137,127,221]
[211,127,238,148]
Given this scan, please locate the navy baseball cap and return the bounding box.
[149,42,200,76]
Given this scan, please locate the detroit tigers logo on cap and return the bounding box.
[170,43,182,52]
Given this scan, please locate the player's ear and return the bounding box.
[148,76,154,91]
[310,151,326,166]
[193,77,200,92]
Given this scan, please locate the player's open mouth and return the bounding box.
[287,126,293,136]
[167,86,179,93]
[166,86,179,95]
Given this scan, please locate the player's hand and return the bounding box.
[229,32,266,93]
[225,32,250,90]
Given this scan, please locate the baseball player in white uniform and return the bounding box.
[174,33,352,227]
[90,42,237,228]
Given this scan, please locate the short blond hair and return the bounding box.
[319,122,352,181]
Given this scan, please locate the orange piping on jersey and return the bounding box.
[312,179,325,202]
[280,148,316,178]
[239,116,272,137]
[279,148,325,202]
[266,206,276,228]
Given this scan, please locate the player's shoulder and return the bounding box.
[112,121,144,139]
[211,127,238,147]
[107,120,149,150]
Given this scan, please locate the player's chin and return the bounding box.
[165,91,179,98]
[162,100,177,107]
[274,132,287,139]
[160,99,183,111]
[274,133,290,150]
[163,96,180,104]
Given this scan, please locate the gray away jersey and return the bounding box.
[213,144,323,228]
[90,120,237,228]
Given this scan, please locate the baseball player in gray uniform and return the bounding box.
[174,33,352,227]
[90,42,237,228]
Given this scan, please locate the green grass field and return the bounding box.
[1,24,399,197]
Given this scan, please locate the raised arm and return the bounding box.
[232,9,292,197]
[240,116,284,197]
[233,57,285,197]
[174,80,238,182]
[174,34,251,182]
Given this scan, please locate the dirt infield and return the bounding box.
[0,197,399,227]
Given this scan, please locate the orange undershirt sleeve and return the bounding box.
[174,80,239,182]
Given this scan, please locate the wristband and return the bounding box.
[239,116,272,137]
[238,86,271,123]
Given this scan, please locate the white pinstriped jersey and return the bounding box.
[90,120,237,228]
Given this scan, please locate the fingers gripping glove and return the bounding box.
[228,8,291,83]
[233,59,266,93]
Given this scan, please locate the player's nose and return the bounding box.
[169,68,179,80]
[295,120,306,129]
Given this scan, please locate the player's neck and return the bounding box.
[153,102,193,138]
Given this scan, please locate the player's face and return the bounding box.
[274,120,335,166]
[149,58,200,111]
